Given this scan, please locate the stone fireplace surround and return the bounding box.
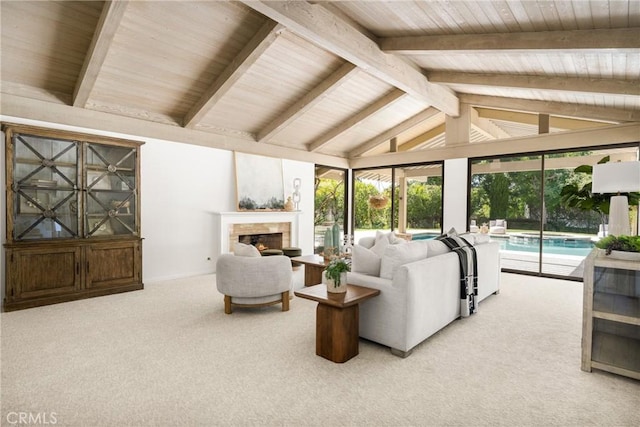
[213,211,300,259]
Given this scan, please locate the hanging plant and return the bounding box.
[368,194,389,209]
[368,173,389,209]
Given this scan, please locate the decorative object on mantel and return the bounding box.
[292,177,301,211]
[234,152,285,211]
[284,196,294,211]
[595,235,640,261]
[324,257,350,293]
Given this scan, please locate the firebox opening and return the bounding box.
[239,233,283,252]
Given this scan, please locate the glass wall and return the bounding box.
[353,163,443,243]
[314,165,347,255]
[470,144,639,279]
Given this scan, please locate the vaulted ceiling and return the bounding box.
[1,1,639,167]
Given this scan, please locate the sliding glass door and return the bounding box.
[470,144,639,279]
[314,165,347,255]
[353,163,443,243]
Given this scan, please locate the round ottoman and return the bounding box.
[282,247,302,269]
[261,249,284,256]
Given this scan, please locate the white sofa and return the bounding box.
[347,233,501,357]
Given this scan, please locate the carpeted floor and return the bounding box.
[1,273,638,426]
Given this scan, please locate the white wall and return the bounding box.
[140,139,234,281]
[442,158,468,233]
[0,117,316,285]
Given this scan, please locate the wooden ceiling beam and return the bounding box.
[460,94,640,123]
[257,62,358,142]
[73,1,129,108]
[348,107,441,158]
[241,0,459,116]
[399,124,446,152]
[380,28,640,53]
[470,107,509,140]
[183,21,284,128]
[475,108,614,130]
[428,72,640,97]
[351,122,640,169]
[308,89,406,152]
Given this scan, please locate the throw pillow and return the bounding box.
[495,219,505,227]
[234,242,261,257]
[379,241,428,280]
[446,227,459,237]
[370,232,391,257]
[351,244,381,276]
[458,233,475,245]
[425,240,449,258]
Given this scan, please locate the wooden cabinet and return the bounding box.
[3,124,143,311]
[582,250,640,380]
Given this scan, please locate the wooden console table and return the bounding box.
[295,284,380,363]
[291,254,327,286]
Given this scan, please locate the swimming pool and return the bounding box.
[412,231,594,257]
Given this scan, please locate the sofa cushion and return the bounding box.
[234,242,261,257]
[471,233,490,244]
[379,241,428,280]
[351,244,381,276]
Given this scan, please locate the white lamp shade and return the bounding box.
[592,161,640,194]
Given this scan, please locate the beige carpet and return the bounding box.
[1,273,639,426]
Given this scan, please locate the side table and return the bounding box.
[290,254,327,286]
[294,284,380,363]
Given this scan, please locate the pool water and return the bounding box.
[499,239,593,257]
[412,232,594,257]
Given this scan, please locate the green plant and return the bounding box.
[324,257,350,287]
[595,235,640,255]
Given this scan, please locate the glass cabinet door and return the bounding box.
[84,143,138,237]
[11,133,79,240]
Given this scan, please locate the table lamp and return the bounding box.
[592,161,640,236]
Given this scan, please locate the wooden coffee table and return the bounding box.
[290,254,327,286]
[294,284,380,363]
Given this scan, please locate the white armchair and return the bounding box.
[216,254,292,314]
[489,219,507,234]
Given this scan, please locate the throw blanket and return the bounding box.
[436,235,478,317]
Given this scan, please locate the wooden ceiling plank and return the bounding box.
[183,20,284,128]
[348,107,441,157]
[240,0,459,116]
[399,123,446,152]
[428,71,640,96]
[307,89,406,152]
[73,1,129,108]
[257,62,358,142]
[460,94,640,123]
[380,28,640,53]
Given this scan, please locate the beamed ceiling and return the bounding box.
[1,1,639,168]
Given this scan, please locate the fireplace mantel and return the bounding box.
[213,211,300,258]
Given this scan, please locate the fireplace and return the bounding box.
[213,211,300,259]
